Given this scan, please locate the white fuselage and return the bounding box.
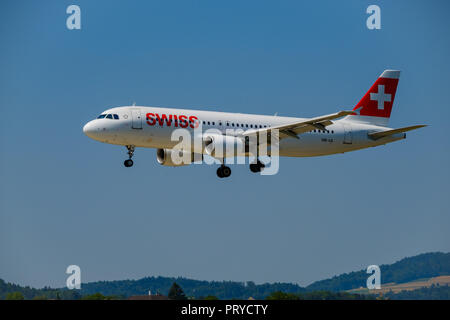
[83,106,405,157]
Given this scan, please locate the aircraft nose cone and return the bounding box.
[83,121,97,138]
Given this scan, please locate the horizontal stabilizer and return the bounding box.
[368,125,426,140]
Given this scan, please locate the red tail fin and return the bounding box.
[350,70,400,125]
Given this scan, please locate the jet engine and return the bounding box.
[156,148,194,166]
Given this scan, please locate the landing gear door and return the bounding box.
[131,108,142,129]
[343,123,352,144]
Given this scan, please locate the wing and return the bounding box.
[242,110,355,139]
[368,125,426,140]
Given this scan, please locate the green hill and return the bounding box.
[1,251,449,300]
[306,252,450,292]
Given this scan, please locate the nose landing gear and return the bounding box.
[124,145,135,167]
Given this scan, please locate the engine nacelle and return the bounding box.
[156,148,194,166]
[204,134,246,158]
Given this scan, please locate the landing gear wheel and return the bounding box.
[217,165,231,178]
[250,160,265,173]
[124,159,134,167]
[222,166,231,177]
[124,145,135,168]
[217,167,224,178]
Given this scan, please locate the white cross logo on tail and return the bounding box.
[370,85,391,110]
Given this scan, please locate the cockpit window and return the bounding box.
[97,113,119,119]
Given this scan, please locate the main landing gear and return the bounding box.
[217,165,231,178]
[216,159,264,178]
[249,160,265,173]
[124,145,135,167]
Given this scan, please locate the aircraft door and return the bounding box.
[131,108,142,129]
[343,124,352,144]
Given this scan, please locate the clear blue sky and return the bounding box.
[1,0,449,288]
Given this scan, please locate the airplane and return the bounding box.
[83,70,425,178]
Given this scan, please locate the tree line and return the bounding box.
[2,280,449,300]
